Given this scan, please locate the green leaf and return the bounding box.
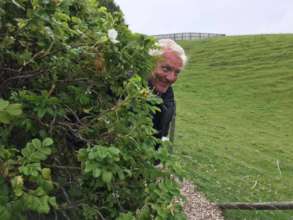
[42,138,54,147]
[0,206,11,220]
[41,147,52,156]
[21,145,32,159]
[71,16,81,24]
[0,148,12,160]
[84,161,96,173]
[38,196,51,213]
[88,150,98,160]
[0,99,9,110]
[11,176,24,197]
[19,163,41,176]
[117,170,125,180]
[156,207,168,219]
[136,206,150,220]
[102,171,112,183]
[23,193,50,214]
[32,139,42,149]
[34,187,46,197]
[37,108,47,118]
[6,103,22,116]
[48,197,57,208]
[0,112,11,124]
[31,0,39,9]
[41,168,51,180]
[55,12,71,21]
[109,147,120,155]
[0,177,9,204]
[77,149,88,161]
[117,212,135,220]
[31,151,47,161]
[93,168,101,178]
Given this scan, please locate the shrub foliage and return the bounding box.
[0,0,185,219]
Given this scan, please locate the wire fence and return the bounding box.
[153,32,225,41]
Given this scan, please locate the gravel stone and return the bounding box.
[180,180,224,220]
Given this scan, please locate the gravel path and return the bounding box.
[180,180,224,220]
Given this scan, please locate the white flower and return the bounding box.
[148,48,163,56]
[107,28,119,44]
[148,43,163,56]
[161,136,170,142]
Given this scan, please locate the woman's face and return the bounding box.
[150,51,183,94]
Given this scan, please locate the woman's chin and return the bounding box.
[154,85,169,94]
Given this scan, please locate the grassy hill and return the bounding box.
[174,34,293,220]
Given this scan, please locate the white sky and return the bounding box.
[114,0,293,36]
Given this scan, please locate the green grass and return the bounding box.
[174,34,293,220]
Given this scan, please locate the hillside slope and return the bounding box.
[174,34,293,220]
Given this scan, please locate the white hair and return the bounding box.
[149,39,187,67]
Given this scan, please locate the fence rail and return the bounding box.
[153,32,225,41]
[217,201,293,210]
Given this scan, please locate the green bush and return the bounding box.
[0,0,185,219]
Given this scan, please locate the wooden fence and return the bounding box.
[217,201,293,210]
[153,32,225,41]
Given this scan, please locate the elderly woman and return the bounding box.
[149,39,187,149]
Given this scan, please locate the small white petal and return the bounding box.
[148,49,163,56]
[161,136,169,142]
[148,43,162,56]
[107,28,119,44]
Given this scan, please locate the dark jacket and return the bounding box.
[149,83,176,142]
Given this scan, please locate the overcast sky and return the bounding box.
[114,0,293,36]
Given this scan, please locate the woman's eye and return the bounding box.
[161,66,170,72]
